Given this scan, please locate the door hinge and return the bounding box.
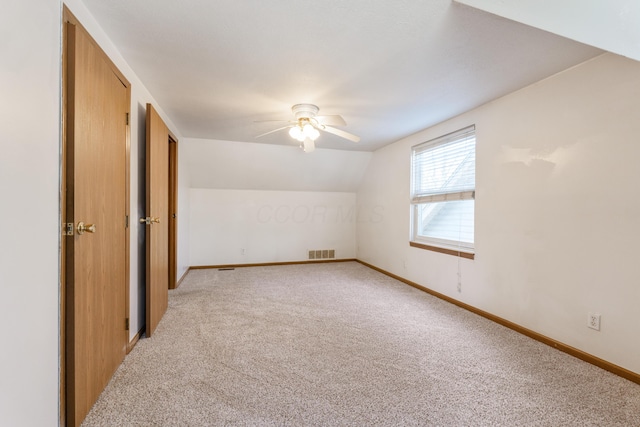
[126,112,129,125]
[125,318,130,331]
[63,223,74,236]
[125,215,129,228]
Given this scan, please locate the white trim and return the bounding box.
[411,190,475,204]
[412,235,475,254]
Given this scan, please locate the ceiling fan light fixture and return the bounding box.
[302,123,319,141]
[289,126,302,140]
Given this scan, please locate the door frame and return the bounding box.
[168,135,178,289]
[60,7,131,425]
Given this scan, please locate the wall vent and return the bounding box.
[308,249,336,260]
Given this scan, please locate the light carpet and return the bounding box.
[81,262,640,426]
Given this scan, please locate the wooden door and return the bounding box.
[64,21,128,427]
[144,104,169,336]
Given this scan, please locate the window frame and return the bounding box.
[410,125,476,258]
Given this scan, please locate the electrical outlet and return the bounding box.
[587,313,601,331]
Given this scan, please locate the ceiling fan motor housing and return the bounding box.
[292,103,319,120]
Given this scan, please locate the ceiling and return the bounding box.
[81,0,601,151]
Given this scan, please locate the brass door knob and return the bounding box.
[140,216,160,225]
[77,222,96,235]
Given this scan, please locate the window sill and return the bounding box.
[409,241,475,260]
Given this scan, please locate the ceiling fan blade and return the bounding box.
[255,125,292,138]
[321,125,360,143]
[253,119,294,123]
[315,115,346,127]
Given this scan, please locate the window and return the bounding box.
[411,125,475,256]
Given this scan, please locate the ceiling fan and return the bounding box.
[256,104,360,152]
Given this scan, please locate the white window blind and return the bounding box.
[411,125,476,252]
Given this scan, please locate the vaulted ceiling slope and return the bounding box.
[185,139,372,192]
[456,0,640,62]
[81,0,601,151]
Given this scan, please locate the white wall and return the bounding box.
[357,53,640,375]
[0,1,61,425]
[184,138,370,266]
[190,189,357,265]
[64,0,183,339]
[455,0,640,62]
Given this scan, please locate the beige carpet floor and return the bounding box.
[82,262,640,426]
